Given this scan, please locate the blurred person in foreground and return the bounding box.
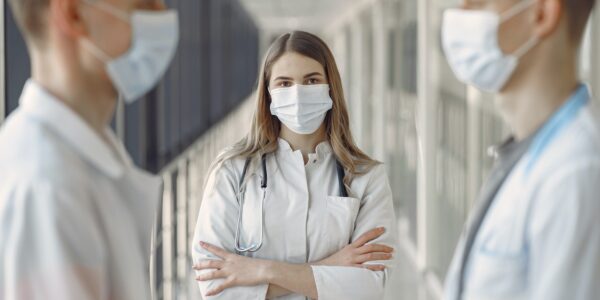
[0,0,178,298]
[441,0,600,299]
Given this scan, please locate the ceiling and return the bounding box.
[238,0,363,33]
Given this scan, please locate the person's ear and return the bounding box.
[139,0,166,11]
[151,0,167,10]
[532,0,563,39]
[50,0,87,38]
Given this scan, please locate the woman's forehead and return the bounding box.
[270,52,325,77]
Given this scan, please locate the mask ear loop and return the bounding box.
[498,0,540,59]
[78,1,129,64]
[83,0,131,22]
[512,36,540,59]
[81,39,112,63]
[499,0,536,23]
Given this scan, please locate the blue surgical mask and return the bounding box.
[81,1,179,103]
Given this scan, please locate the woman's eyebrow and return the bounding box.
[303,72,324,79]
[273,76,294,81]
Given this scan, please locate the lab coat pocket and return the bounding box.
[467,250,527,299]
[326,196,360,249]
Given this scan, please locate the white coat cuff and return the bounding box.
[311,265,335,300]
[254,284,269,299]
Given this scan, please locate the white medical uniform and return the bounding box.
[0,80,162,300]
[444,85,600,300]
[192,139,398,300]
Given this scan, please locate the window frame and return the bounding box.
[1,1,5,123]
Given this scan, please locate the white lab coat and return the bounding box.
[192,139,398,300]
[444,86,600,300]
[0,80,162,300]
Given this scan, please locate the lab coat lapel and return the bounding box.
[455,137,534,297]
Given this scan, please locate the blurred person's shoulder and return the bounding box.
[0,111,103,260]
[553,101,600,164]
[0,107,90,196]
[527,101,600,187]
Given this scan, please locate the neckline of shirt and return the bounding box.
[277,138,332,164]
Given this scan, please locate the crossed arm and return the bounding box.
[193,163,397,299]
[194,227,393,299]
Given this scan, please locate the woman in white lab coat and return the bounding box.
[192,31,398,300]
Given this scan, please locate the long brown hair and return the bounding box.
[214,31,379,187]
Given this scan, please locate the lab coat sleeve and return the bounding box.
[192,160,269,300]
[1,178,106,300]
[311,164,399,300]
[528,160,600,300]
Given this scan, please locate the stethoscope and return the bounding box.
[234,153,349,253]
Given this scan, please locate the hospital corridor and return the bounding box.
[1,0,600,299]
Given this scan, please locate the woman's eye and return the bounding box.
[280,81,292,87]
[307,78,320,84]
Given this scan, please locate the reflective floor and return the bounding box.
[387,267,438,300]
[384,235,440,300]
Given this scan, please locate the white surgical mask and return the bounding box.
[442,0,538,92]
[269,84,333,135]
[81,1,179,103]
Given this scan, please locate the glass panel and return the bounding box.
[421,0,468,279]
[394,0,419,243]
[361,12,375,154]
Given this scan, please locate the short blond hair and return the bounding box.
[7,0,50,41]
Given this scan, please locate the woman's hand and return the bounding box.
[193,242,270,297]
[314,227,394,271]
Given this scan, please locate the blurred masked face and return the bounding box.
[78,0,179,102]
[442,0,539,92]
[462,0,537,55]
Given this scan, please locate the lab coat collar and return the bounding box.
[277,138,293,152]
[523,84,590,175]
[276,138,332,160]
[487,128,539,163]
[489,84,591,170]
[487,137,517,160]
[315,140,333,156]
[19,80,128,179]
